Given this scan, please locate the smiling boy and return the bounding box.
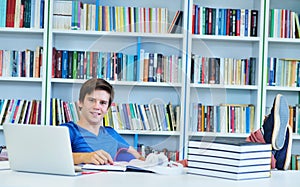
[60,78,144,165]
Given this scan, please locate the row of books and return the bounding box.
[0,47,43,78]
[269,9,300,39]
[191,56,256,85]
[187,138,272,180]
[288,105,300,135]
[265,104,300,135]
[192,5,259,37]
[104,102,180,131]
[50,98,79,127]
[50,98,180,132]
[53,1,171,33]
[267,57,300,87]
[290,154,300,170]
[0,99,41,126]
[190,103,255,134]
[0,0,44,28]
[52,49,182,83]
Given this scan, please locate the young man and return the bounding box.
[246,94,292,170]
[60,78,144,165]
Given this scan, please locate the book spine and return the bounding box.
[61,50,68,78]
[55,50,62,78]
[250,10,258,37]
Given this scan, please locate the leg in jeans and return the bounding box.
[246,94,292,170]
[274,125,292,170]
[262,94,289,150]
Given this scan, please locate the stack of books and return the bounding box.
[187,138,272,180]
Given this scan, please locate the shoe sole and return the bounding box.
[272,94,289,150]
[282,125,292,170]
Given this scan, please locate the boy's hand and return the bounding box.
[84,150,114,165]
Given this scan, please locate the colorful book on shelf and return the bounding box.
[0,0,7,27]
[250,10,258,37]
[168,10,183,33]
[6,0,16,27]
[0,99,10,125]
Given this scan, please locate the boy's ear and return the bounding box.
[78,100,83,109]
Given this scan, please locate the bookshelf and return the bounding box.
[46,0,188,159]
[183,0,265,157]
[0,0,49,130]
[263,0,300,141]
[0,0,300,159]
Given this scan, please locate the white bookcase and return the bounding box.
[45,0,188,159]
[263,0,300,145]
[0,0,299,158]
[0,0,50,144]
[182,0,265,157]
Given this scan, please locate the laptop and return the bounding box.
[3,123,81,176]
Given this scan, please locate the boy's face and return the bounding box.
[79,90,110,126]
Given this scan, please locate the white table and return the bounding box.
[0,170,299,187]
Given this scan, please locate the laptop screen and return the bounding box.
[3,124,80,176]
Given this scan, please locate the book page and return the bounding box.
[82,159,185,175]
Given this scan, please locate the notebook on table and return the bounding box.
[3,123,81,176]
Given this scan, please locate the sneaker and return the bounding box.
[274,125,292,170]
[262,94,289,150]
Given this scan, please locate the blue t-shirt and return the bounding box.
[60,121,130,159]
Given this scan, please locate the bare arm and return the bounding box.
[72,150,114,165]
[127,146,145,161]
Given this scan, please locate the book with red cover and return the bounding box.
[6,0,16,27]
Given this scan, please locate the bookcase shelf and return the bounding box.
[51,78,182,87]
[0,77,42,82]
[0,28,44,34]
[192,35,260,42]
[189,132,249,139]
[190,84,258,90]
[118,130,180,136]
[268,38,300,43]
[53,29,184,39]
[266,86,300,92]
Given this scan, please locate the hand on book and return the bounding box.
[82,152,185,175]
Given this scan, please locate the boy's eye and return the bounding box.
[87,98,108,105]
[88,98,95,102]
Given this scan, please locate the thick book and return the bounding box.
[188,167,270,180]
[188,160,270,173]
[187,139,271,180]
[187,154,271,167]
[81,159,184,175]
[188,138,271,153]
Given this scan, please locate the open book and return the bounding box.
[81,159,185,175]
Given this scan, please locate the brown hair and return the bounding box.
[79,78,114,107]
